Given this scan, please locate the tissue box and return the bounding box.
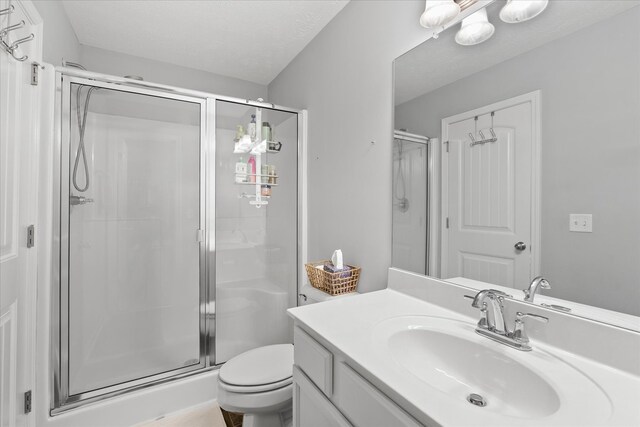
[305,260,361,296]
[323,261,351,275]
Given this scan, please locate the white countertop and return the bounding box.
[288,288,640,426]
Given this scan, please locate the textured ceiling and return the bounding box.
[62,0,349,85]
[395,1,640,105]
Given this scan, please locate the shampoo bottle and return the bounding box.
[235,157,247,183]
[248,156,256,183]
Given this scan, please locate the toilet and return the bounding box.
[217,344,294,427]
[217,285,357,427]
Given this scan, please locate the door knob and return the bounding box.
[514,242,527,251]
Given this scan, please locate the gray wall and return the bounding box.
[80,46,267,100]
[267,0,429,293]
[32,0,81,65]
[395,8,640,315]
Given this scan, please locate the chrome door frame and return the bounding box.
[52,72,210,413]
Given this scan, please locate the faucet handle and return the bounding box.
[513,312,549,349]
[516,312,549,324]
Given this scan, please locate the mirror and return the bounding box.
[392,1,640,321]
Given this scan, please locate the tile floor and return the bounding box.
[135,401,228,427]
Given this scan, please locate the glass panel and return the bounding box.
[67,84,201,395]
[392,138,428,275]
[215,100,298,363]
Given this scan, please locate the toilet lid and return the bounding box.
[220,344,293,387]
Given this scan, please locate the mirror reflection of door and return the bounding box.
[442,93,540,288]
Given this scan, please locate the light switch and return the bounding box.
[569,214,592,233]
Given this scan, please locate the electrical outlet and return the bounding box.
[569,214,592,233]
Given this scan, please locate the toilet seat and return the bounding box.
[219,344,293,390]
[219,376,292,393]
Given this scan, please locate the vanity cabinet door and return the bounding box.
[294,326,334,396]
[293,366,352,427]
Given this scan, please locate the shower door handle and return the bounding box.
[70,195,94,206]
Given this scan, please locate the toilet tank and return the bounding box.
[298,284,358,306]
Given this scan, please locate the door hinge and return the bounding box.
[24,390,32,414]
[26,225,35,248]
[444,141,449,153]
[31,62,39,86]
[446,217,450,228]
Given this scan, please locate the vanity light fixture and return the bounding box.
[419,0,461,28]
[499,0,549,23]
[455,8,495,46]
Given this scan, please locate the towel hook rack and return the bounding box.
[1,19,34,62]
[470,111,498,147]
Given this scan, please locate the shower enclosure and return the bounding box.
[391,130,431,275]
[52,69,303,412]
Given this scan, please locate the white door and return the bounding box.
[442,94,539,288]
[0,1,41,426]
[0,56,37,427]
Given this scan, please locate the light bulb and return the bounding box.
[500,0,549,23]
[455,8,495,46]
[420,0,461,28]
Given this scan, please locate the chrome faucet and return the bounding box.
[466,289,548,351]
[471,289,510,334]
[523,276,550,302]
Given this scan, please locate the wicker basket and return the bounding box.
[305,261,361,296]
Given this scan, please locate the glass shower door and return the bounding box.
[214,100,299,363]
[392,137,428,275]
[62,78,205,398]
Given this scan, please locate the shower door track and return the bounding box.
[52,68,307,414]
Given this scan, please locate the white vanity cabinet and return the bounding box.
[293,326,424,427]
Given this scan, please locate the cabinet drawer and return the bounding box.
[294,326,333,397]
[335,363,423,427]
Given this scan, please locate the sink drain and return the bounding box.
[467,393,487,407]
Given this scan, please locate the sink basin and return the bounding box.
[373,316,612,422]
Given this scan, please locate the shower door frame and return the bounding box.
[53,73,211,412]
[51,67,307,414]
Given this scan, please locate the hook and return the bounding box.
[0,20,24,38]
[490,128,496,139]
[10,46,27,61]
[11,32,33,48]
[479,130,486,140]
[468,132,476,143]
[0,4,14,16]
[7,33,33,61]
